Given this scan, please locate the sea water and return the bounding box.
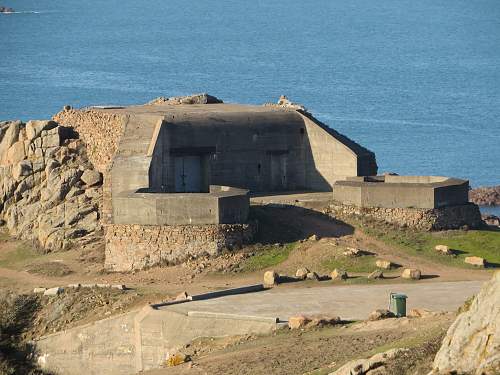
[1,0,499,187]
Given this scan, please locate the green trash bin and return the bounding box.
[389,293,407,317]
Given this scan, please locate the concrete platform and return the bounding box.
[162,281,483,321]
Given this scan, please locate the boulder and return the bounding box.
[26,120,57,141]
[375,259,392,269]
[401,268,421,280]
[306,271,319,280]
[175,291,190,301]
[166,352,190,367]
[33,287,47,293]
[368,309,395,321]
[263,270,279,287]
[80,169,102,186]
[288,315,310,329]
[331,268,348,280]
[464,256,486,267]
[368,270,383,279]
[43,287,64,296]
[295,267,309,280]
[308,234,319,241]
[435,244,452,255]
[431,272,500,375]
[343,247,362,257]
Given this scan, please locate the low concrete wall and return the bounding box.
[113,185,249,225]
[104,222,256,271]
[333,176,469,209]
[327,202,482,231]
[36,304,278,375]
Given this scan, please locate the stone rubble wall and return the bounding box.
[104,223,256,272]
[53,108,126,224]
[326,202,483,231]
[0,120,102,251]
[53,108,126,173]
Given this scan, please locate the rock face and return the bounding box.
[431,272,500,375]
[469,186,500,206]
[0,120,101,251]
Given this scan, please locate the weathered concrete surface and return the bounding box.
[36,305,279,375]
[163,281,482,321]
[113,186,249,226]
[432,272,500,375]
[333,175,469,209]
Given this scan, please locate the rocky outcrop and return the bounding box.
[0,120,102,251]
[469,186,500,206]
[146,93,223,106]
[431,271,500,374]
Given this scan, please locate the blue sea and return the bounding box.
[1,0,499,188]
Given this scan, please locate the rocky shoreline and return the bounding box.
[0,6,14,13]
[469,185,500,206]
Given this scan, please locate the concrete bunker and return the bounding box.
[55,98,379,271]
[331,175,481,230]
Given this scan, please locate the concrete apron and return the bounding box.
[34,281,483,375]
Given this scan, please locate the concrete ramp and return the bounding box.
[35,287,279,375]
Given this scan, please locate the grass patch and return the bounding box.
[239,243,297,272]
[0,243,40,270]
[360,221,500,268]
[322,252,379,273]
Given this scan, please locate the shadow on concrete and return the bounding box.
[420,274,440,280]
[249,205,354,245]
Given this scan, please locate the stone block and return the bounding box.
[368,270,383,279]
[464,256,485,267]
[435,244,452,255]
[376,259,392,269]
[368,309,395,321]
[330,268,348,280]
[401,268,421,279]
[288,315,310,329]
[295,267,309,280]
[306,271,319,280]
[263,270,279,287]
[44,287,64,296]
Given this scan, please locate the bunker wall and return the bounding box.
[112,187,249,226]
